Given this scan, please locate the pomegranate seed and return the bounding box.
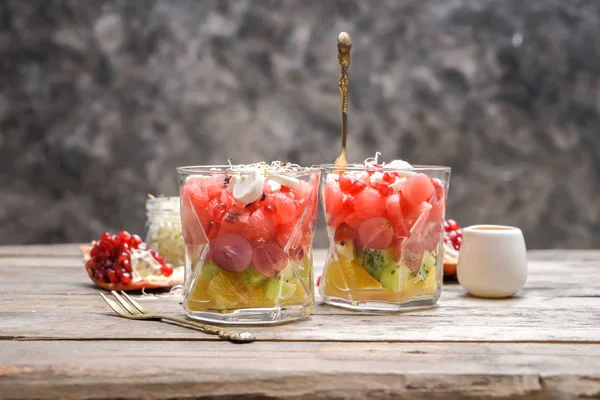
[382,172,395,184]
[85,259,94,269]
[100,233,112,242]
[130,235,142,248]
[339,175,353,193]
[443,219,463,251]
[114,267,123,279]
[316,276,322,287]
[107,269,119,284]
[118,231,132,243]
[206,221,220,240]
[121,272,132,284]
[121,259,132,272]
[348,180,366,195]
[151,251,165,264]
[446,219,459,231]
[213,203,226,222]
[90,246,99,258]
[161,263,174,277]
[375,183,393,197]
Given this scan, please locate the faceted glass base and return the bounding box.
[184,302,312,325]
[320,291,440,312]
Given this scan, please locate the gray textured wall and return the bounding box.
[1,0,599,248]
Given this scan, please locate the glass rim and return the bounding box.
[316,164,451,172]
[176,165,322,175]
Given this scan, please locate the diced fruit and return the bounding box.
[324,180,344,219]
[385,194,408,238]
[354,247,396,280]
[421,250,436,269]
[207,272,250,309]
[402,173,435,206]
[219,208,251,235]
[210,233,253,272]
[264,279,297,301]
[242,208,276,247]
[243,267,268,288]
[276,221,302,249]
[343,213,363,230]
[353,187,385,220]
[271,192,297,224]
[334,223,357,242]
[200,261,220,281]
[357,217,394,250]
[429,185,445,225]
[252,242,287,277]
[422,222,442,253]
[379,264,411,292]
[400,235,424,271]
[335,240,355,261]
[409,202,432,235]
[322,260,382,292]
[279,262,296,281]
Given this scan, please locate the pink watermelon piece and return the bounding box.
[402,173,435,206]
[242,208,277,247]
[353,187,385,219]
[324,179,344,218]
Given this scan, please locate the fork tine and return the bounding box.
[111,291,139,315]
[100,293,128,317]
[120,291,146,314]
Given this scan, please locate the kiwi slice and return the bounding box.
[264,279,297,301]
[243,267,268,288]
[355,247,396,280]
[200,261,220,281]
[380,264,411,292]
[417,251,436,281]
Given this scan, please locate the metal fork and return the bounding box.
[100,291,255,343]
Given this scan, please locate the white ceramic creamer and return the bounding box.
[457,225,527,298]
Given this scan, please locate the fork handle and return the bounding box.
[159,315,255,342]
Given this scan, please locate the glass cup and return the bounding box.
[318,164,451,311]
[144,196,185,268]
[177,165,321,324]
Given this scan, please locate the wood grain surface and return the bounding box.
[0,245,599,399]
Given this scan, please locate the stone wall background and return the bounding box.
[1,0,599,248]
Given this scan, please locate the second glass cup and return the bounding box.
[318,164,451,311]
[177,165,321,324]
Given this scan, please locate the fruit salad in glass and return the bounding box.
[319,158,451,310]
[177,163,320,324]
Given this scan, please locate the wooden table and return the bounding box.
[0,245,599,399]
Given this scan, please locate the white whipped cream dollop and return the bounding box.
[231,172,265,204]
[385,159,413,169]
[268,174,299,189]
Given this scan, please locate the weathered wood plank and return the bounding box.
[0,341,598,400]
[1,303,598,342]
[2,254,599,297]
[0,244,83,258]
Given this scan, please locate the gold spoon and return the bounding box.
[334,32,352,168]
